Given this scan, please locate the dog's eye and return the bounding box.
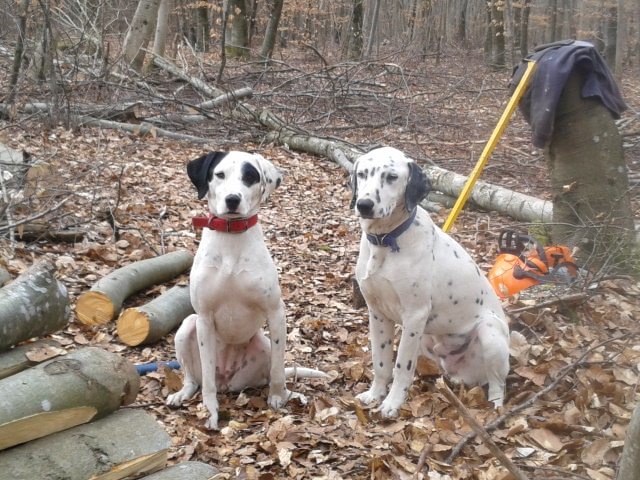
[357,171,367,179]
[215,172,225,180]
[387,174,399,182]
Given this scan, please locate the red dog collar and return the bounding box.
[192,214,259,232]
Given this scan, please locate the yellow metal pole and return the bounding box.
[442,60,538,233]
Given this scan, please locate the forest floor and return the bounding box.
[1,46,640,480]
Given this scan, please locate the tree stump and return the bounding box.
[545,70,634,269]
[0,258,70,352]
[75,250,193,326]
[0,347,140,450]
[117,284,193,346]
[0,409,172,480]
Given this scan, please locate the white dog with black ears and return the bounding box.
[167,151,327,430]
[350,146,510,417]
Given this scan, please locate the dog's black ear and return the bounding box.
[349,163,359,209]
[405,162,431,212]
[187,151,227,200]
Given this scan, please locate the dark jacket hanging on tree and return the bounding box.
[510,39,627,148]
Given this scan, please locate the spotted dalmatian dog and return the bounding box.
[167,151,327,429]
[351,147,510,417]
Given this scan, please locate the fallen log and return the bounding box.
[117,284,193,346]
[0,409,172,480]
[13,221,86,243]
[75,250,193,326]
[0,339,64,380]
[0,347,140,450]
[142,461,220,480]
[0,258,70,352]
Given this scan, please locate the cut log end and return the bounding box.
[117,309,151,346]
[75,290,115,326]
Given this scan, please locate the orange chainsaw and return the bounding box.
[488,230,579,298]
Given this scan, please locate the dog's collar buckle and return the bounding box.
[192,214,259,233]
[365,208,417,253]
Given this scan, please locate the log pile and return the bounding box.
[0,346,219,478]
[0,256,218,479]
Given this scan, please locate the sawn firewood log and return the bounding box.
[75,250,193,326]
[142,461,220,480]
[0,258,70,352]
[0,409,172,480]
[0,339,64,380]
[0,347,140,450]
[117,284,193,346]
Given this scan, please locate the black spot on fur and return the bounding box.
[407,360,412,370]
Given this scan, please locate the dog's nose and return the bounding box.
[356,199,375,216]
[225,194,241,211]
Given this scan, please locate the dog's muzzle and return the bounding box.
[225,194,242,212]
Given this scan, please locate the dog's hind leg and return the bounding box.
[167,314,202,406]
[477,315,510,407]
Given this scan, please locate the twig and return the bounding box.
[506,292,589,314]
[445,332,632,464]
[436,378,530,480]
[0,197,70,233]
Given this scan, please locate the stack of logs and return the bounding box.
[0,255,217,479]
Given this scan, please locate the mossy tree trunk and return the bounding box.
[544,69,634,272]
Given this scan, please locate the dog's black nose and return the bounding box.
[356,199,375,216]
[225,194,241,211]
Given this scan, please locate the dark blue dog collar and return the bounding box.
[365,208,417,253]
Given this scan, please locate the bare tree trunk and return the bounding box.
[152,0,170,60]
[346,0,364,60]
[7,0,30,104]
[520,0,531,55]
[226,0,250,58]
[122,0,160,71]
[614,0,626,78]
[364,0,381,57]
[547,0,558,43]
[603,4,617,66]
[260,0,285,59]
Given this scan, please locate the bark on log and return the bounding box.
[142,461,220,480]
[0,339,64,380]
[0,347,140,450]
[0,409,172,480]
[616,403,640,480]
[75,250,193,326]
[117,284,194,346]
[0,267,10,286]
[0,258,70,352]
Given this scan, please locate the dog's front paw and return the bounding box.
[268,389,307,409]
[356,386,387,406]
[376,398,400,418]
[166,388,195,406]
[204,412,219,430]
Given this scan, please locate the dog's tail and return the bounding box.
[284,366,331,380]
